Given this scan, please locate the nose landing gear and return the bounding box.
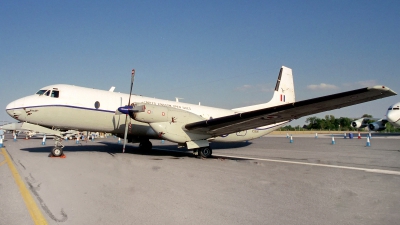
[50,136,66,158]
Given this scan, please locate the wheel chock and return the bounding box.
[48,153,67,158]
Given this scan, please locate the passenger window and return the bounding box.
[51,91,59,98]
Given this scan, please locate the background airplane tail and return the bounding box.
[233,66,295,112]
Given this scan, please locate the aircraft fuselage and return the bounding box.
[386,102,400,128]
[6,84,284,143]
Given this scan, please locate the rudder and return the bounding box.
[271,66,295,104]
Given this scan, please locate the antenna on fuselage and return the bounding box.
[175,97,183,102]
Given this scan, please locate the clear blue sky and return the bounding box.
[1,1,399,126]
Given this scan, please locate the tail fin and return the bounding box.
[271,66,295,104]
[232,66,295,112]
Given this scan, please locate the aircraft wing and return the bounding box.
[185,86,397,136]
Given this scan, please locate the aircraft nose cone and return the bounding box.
[5,100,24,120]
[5,101,16,117]
[387,111,398,124]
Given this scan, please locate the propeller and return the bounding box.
[122,69,135,153]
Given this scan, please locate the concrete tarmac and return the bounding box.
[1,133,400,225]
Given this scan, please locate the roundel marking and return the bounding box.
[147,110,151,114]
[162,112,165,116]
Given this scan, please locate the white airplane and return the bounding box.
[5,66,397,157]
[1,122,33,137]
[351,102,400,130]
[0,122,60,138]
[387,102,400,128]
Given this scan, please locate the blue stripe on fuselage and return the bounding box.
[7,105,115,113]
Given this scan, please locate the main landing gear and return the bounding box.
[50,136,65,157]
[193,147,213,158]
[139,139,153,151]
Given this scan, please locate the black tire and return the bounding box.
[199,147,212,158]
[51,147,63,157]
[139,140,153,151]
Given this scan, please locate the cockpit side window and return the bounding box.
[393,107,399,110]
[44,90,50,96]
[51,91,59,98]
[388,107,393,110]
[36,90,47,95]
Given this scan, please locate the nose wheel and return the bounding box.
[51,147,63,157]
[50,136,65,157]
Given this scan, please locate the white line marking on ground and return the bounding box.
[213,154,400,176]
[152,148,400,176]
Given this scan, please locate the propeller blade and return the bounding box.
[122,69,136,153]
[122,114,129,153]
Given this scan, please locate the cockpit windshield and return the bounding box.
[36,90,48,95]
[51,90,59,98]
[36,89,59,98]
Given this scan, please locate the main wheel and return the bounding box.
[199,147,212,158]
[51,147,63,157]
[139,140,153,151]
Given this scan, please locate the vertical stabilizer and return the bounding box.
[271,66,295,104]
[232,66,295,112]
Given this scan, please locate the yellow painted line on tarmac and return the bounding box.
[1,148,48,225]
[0,160,6,166]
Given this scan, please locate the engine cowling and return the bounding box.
[351,118,367,129]
[132,104,211,143]
[368,121,386,131]
[133,104,204,124]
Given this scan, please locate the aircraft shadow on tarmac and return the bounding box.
[18,141,252,158]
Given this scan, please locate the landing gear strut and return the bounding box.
[51,136,65,157]
[193,147,213,158]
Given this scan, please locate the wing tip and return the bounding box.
[368,85,397,95]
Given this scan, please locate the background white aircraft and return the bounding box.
[0,122,60,138]
[1,122,34,137]
[5,66,397,157]
[351,102,400,130]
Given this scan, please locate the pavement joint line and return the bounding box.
[1,147,48,225]
[132,147,400,176]
[212,153,400,176]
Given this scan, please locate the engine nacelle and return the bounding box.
[368,121,386,131]
[132,104,211,143]
[133,104,204,124]
[351,118,367,129]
